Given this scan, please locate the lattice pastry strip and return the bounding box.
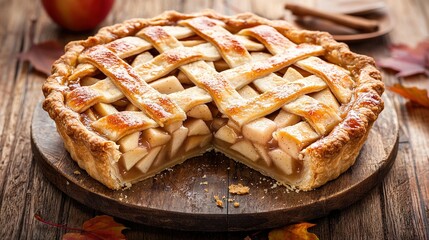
[69,26,198,81]
[70,37,152,81]
[249,54,341,135]
[68,41,220,111]
[240,25,354,103]
[91,111,158,141]
[80,45,186,127]
[231,67,337,164]
[140,19,326,126]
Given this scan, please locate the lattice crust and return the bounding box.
[43,11,384,191]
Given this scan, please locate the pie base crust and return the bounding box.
[42,10,384,191]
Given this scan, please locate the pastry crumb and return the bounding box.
[214,195,223,208]
[73,170,81,175]
[233,202,240,208]
[204,188,208,192]
[200,181,208,185]
[202,174,207,179]
[228,183,250,195]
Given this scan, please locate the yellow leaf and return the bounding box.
[388,84,429,108]
[268,222,319,240]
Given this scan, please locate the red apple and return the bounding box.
[41,0,114,32]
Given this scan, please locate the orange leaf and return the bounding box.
[18,40,64,76]
[388,84,429,108]
[268,222,319,240]
[62,233,88,240]
[62,215,127,240]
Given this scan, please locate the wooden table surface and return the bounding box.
[1,0,428,239]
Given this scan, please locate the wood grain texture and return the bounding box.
[0,0,428,239]
[30,95,398,231]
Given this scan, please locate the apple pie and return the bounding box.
[42,10,384,191]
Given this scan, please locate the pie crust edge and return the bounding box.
[42,10,384,191]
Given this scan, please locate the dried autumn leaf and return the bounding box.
[377,39,429,77]
[388,84,429,108]
[18,40,64,76]
[34,214,127,240]
[62,215,127,240]
[377,58,428,77]
[268,222,319,240]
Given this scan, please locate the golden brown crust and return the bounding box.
[42,10,384,190]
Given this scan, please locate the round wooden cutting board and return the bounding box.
[31,96,398,232]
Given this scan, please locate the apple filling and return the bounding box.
[76,60,343,186]
[116,118,214,182]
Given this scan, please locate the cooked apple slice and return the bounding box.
[273,122,319,158]
[93,103,118,116]
[242,118,277,145]
[283,95,341,135]
[169,126,189,157]
[135,146,162,173]
[84,109,97,121]
[310,88,340,111]
[254,143,272,166]
[283,67,304,81]
[184,119,211,136]
[141,128,171,147]
[268,149,293,175]
[230,140,260,162]
[227,119,241,132]
[153,146,167,168]
[125,103,139,111]
[185,135,209,152]
[163,121,182,133]
[131,52,153,67]
[206,61,215,68]
[121,146,148,171]
[236,35,265,51]
[187,104,213,121]
[237,85,259,99]
[118,132,140,152]
[211,117,227,131]
[80,76,99,86]
[149,76,184,94]
[274,110,301,128]
[213,60,229,71]
[215,125,238,144]
[200,134,212,148]
[111,99,129,108]
[177,70,193,84]
[209,105,220,118]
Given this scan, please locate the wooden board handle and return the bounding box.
[285,3,379,33]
